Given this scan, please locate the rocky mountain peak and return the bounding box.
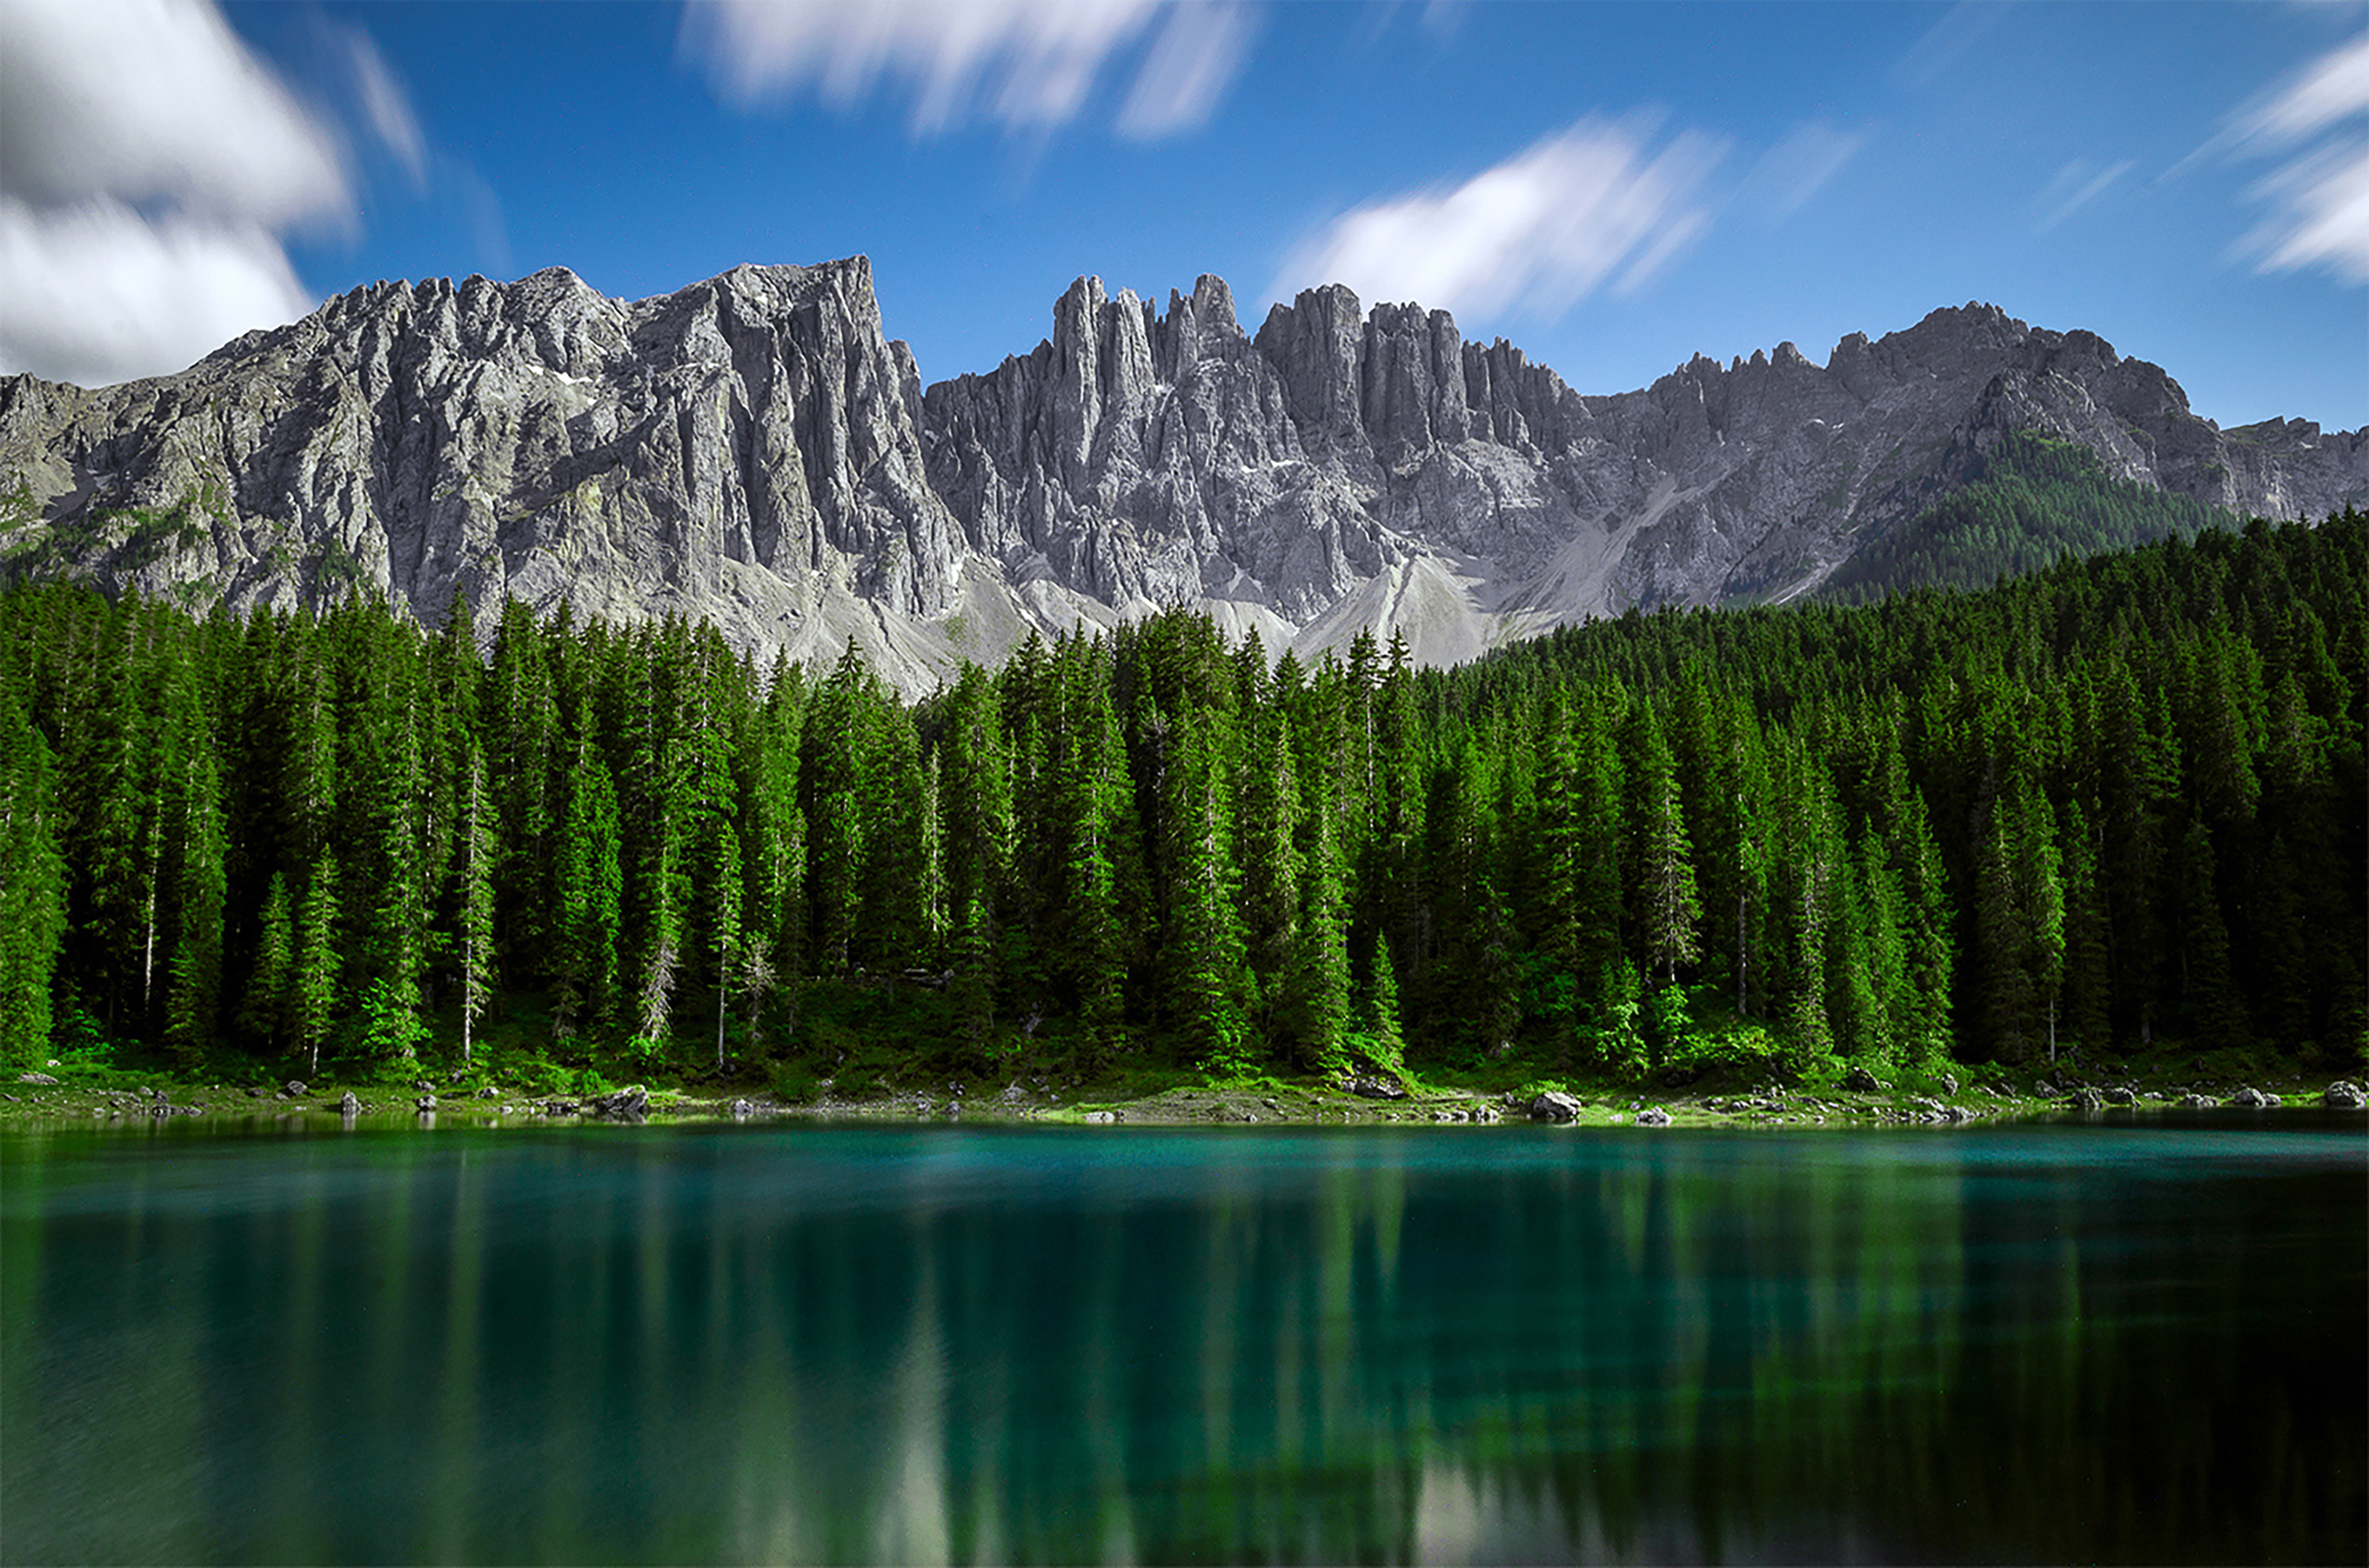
[2,260,2361,695]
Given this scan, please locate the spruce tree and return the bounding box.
[0,693,67,1061]
[292,853,340,1075]
[453,740,497,1065]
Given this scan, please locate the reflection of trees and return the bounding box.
[3,1128,2362,1564]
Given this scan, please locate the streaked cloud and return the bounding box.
[2035,158,2134,232]
[325,19,429,190]
[0,0,346,225]
[1270,116,1724,321]
[2231,32,2369,281]
[0,0,429,387]
[1117,3,1256,140]
[1895,1,2015,88]
[685,0,1251,138]
[0,197,314,389]
[1739,121,1863,225]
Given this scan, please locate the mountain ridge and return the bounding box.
[3,256,2360,691]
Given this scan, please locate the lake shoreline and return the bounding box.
[6,1062,2362,1134]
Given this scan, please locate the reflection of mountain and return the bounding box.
[4,1129,2361,1563]
[4,259,2360,695]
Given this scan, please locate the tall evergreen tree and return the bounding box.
[452,739,497,1065]
[0,691,67,1060]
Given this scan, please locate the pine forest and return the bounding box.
[2,511,2362,1094]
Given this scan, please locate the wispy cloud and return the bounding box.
[323,19,429,191]
[2035,157,2134,232]
[0,198,316,389]
[1270,115,1725,322]
[1739,121,1863,225]
[0,0,351,385]
[0,0,443,387]
[1117,3,1256,140]
[1895,1,2015,88]
[0,0,346,226]
[685,0,1250,138]
[2229,32,2369,281]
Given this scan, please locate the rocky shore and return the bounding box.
[4,1063,2362,1134]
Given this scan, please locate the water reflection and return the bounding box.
[2,1123,2361,1564]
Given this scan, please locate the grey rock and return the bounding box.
[2180,1092,2217,1109]
[1350,1075,1408,1101]
[1938,1073,1960,1095]
[16,1072,59,1085]
[1636,1106,1673,1127]
[6,265,2356,699]
[1844,1065,1882,1094]
[588,1084,649,1123]
[2227,1086,2271,1109]
[284,1081,306,1096]
[728,1098,754,1118]
[1528,1091,1582,1123]
[2323,1080,2366,1109]
[1084,1109,1119,1124]
[338,1090,362,1115]
[2065,1087,2105,1112]
[416,1094,437,1112]
[2103,1085,2135,1106]
[477,1085,499,1098]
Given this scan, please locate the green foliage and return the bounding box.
[0,502,2358,1083]
[1819,432,2237,603]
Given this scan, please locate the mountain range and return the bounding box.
[2,256,2360,692]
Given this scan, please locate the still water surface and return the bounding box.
[3,1117,2362,1565]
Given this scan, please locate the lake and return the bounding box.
[2,1115,2361,1565]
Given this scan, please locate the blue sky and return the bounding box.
[3,1,2363,427]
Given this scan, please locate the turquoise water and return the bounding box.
[3,1117,2362,1564]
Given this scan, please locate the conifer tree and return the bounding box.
[453,740,497,1065]
[554,739,624,1036]
[292,853,340,1074]
[0,693,67,1060]
[1159,713,1251,1075]
[239,872,293,1048]
[1629,706,1702,988]
[159,697,225,1066]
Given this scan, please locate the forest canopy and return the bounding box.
[2,510,2361,1087]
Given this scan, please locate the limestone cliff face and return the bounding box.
[2,258,2361,691]
[0,259,972,687]
[925,283,2364,665]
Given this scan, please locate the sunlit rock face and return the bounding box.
[3,258,2361,693]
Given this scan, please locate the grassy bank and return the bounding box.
[4,1031,2358,1134]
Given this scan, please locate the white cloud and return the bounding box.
[326,20,429,190]
[2248,138,2369,281]
[1739,121,1864,225]
[1895,1,2015,88]
[1117,2,1255,139]
[2222,32,2369,281]
[2035,158,2134,232]
[0,0,346,225]
[682,0,1249,136]
[0,0,372,386]
[0,198,315,387]
[1270,117,1724,322]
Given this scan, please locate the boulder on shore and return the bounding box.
[1528,1091,1582,1123]
[1636,1106,1673,1127]
[2323,1080,2366,1110]
[588,1085,649,1123]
